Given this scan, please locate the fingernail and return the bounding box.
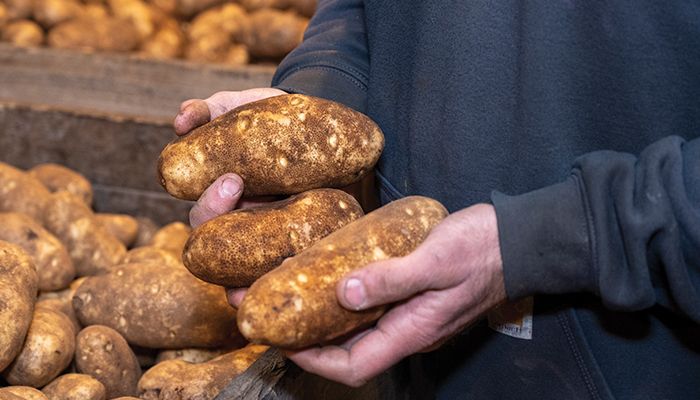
[220,178,241,198]
[344,278,366,310]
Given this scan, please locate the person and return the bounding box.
[174,2,700,399]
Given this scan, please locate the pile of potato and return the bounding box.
[158,94,449,348]
[0,161,266,400]
[0,0,314,65]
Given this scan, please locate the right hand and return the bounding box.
[174,87,287,228]
[174,88,286,309]
[173,88,286,136]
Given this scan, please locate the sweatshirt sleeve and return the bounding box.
[491,135,700,323]
[271,0,369,113]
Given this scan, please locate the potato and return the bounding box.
[138,344,268,400]
[5,0,33,20]
[244,9,306,59]
[184,32,230,63]
[95,17,141,51]
[147,221,190,256]
[27,163,93,206]
[187,3,249,43]
[82,4,109,20]
[0,387,48,400]
[48,17,140,52]
[238,196,448,348]
[41,374,106,400]
[158,94,384,201]
[75,325,141,398]
[1,19,44,46]
[73,263,238,348]
[0,241,38,371]
[147,0,176,14]
[36,297,81,334]
[140,18,184,59]
[123,246,182,268]
[43,192,126,276]
[0,162,51,222]
[288,0,316,17]
[174,0,226,18]
[133,217,160,247]
[47,18,97,50]
[155,348,227,364]
[183,189,363,287]
[95,213,139,247]
[38,276,86,303]
[0,213,75,291]
[0,4,8,29]
[4,308,76,387]
[238,0,284,12]
[108,0,159,41]
[33,0,84,29]
[225,44,249,66]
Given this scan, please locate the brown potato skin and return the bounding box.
[95,213,139,247]
[4,308,76,387]
[41,374,106,400]
[0,241,38,371]
[43,192,126,277]
[138,344,268,400]
[155,348,226,364]
[28,163,93,206]
[237,196,448,348]
[244,9,307,59]
[36,297,81,334]
[0,162,51,223]
[183,189,364,287]
[73,263,237,349]
[75,325,141,398]
[133,217,160,248]
[147,222,190,256]
[158,94,384,201]
[0,213,75,291]
[123,246,182,268]
[1,20,44,47]
[0,387,48,400]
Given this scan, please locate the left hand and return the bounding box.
[229,203,507,387]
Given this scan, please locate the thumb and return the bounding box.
[336,253,433,311]
[189,174,244,228]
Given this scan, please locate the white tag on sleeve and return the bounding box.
[488,296,533,340]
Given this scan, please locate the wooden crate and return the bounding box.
[0,45,394,399]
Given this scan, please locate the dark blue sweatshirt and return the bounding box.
[271,1,700,398]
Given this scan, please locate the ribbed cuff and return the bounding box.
[491,175,595,300]
[272,65,368,113]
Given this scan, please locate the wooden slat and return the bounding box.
[0,44,276,121]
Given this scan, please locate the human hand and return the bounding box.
[273,203,506,387]
[173,87,286,136]
[175,88,287,228]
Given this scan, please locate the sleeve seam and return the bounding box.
[274,63,369,93]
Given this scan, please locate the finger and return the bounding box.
[226,288,248,308]
[337,252,436,311]
[174,99,211,135]
[285,300,432,387]
[189,174,244,228]
[205,88,286,120]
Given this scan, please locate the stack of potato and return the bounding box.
[0,161,266,400]
[158,94,448,349]
[0,0,314,65]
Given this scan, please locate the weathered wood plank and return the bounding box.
[0,44,276,121]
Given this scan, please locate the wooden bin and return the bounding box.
[0,44,395,399]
